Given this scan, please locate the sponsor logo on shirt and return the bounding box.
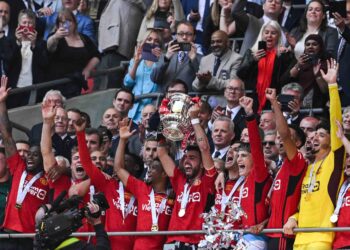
[112,197,138,216]
[273,179,281,191]
[23,180,47,200]
[241,187,248,198]
[301,181,320,194]
[141,200,173,215]
[342,196,350,207]
[177,191,201,203]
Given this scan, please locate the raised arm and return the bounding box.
[188,103,214,171]
[157,140,176,178]
[320,59,342,152]
[114,118,137,186]
[40,101,56,173]
[266,88,297,161]
[0,76,16,157]
[239,96,268,182]
[336,120,350,156]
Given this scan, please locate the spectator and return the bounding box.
[95,0,146,90]
[0,147,10,226]
[138,0,184,43]
[262,130,279,166]
[192,30,242,91]
[332,120,350,250]
[278,0,304,33]
[280,83,305,125]
[36,0,63,14]
[29,89,66,146]
[151,21,202,91]
[235,96,272,249]
[7,9,48,108]
[265,88,307,250]
[288,0,338,59]
[0,76,49,249]
[43,0,96,42]
[208,78,246,140]
[283,59,344,249]
[52,107,76,160]
[115,118,173,249]
[0,0,12,37]
[67,108,82,137]
[221,0,284,55]
[101,107,120,138]
[124,29,162,123]
[47,9,100,98]
[165,79,188,98]
[211,116,235,160]
[198,101,214,152]
[299,116,319,136]
[282,34,331,109]
[259,111,276,131]
[237,20,292,113]
[333,4,350,106]
[343,107,350,138]
[202,0,232,52]
[157,103,217,248]
[181,0,211,54]
[15,140,30,160]
[240,127,249,143]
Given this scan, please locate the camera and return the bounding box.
[35,192,109,249]
[18,25,35,34]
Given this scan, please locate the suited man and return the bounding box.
[211,116,235,160]
[230,0,284,55]
[95,0,145,90]
[193,30,242,91]
[42,0,96,43]
[278,0,303,32]
[209,78,246,140]
[334,4,350,106]
[151,21,202,91]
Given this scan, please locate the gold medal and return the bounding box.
[178,208,186,217]
[151,224,159,231]
[304,193,311,201]
[15,203,22,209]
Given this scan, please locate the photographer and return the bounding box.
[34,201,110,250]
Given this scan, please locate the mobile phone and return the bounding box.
[305,54,319,65]
[18,25,35,34]
[63,20,70,32]
[172,40,191,51]
[192,8,198,13]
[141,43,159,62]
[258,41,267,51]
[329,0,347,18]
[277,94,294,112]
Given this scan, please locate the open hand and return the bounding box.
[320,59,338,84]
[41,100,57,123]
[0,76,10,103]
[119,118,137,140]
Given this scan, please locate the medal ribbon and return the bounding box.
[89,185,95,202]
[180,183,191,212]
[118,181,135,220]
[333,180,350,216]
[16,171,43,206]
[307,158,325,194]
[221,176,245,212]
[150,189,167,227]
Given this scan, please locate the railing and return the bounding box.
[1,227,350,238]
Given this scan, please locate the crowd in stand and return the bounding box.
[0,0,350,250]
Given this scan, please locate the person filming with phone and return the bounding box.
[123,29,163,122]
[46,9,100,99]
[6,9,48,108]
[151,20,201,91]
[237,20,292,113]
[281,34,331,109]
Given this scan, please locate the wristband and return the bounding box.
[191,118,200,125]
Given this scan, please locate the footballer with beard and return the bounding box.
[283,60,345,250]
[157,103,217,248]
[0,76,49,249]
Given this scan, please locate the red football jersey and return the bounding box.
[166,167,217,244]
[266,152,306,238]
[3,153,49,232]
[127,175,174,250]
[77,131,137,250]
[333,186,350,249]
[240,119,272,228]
